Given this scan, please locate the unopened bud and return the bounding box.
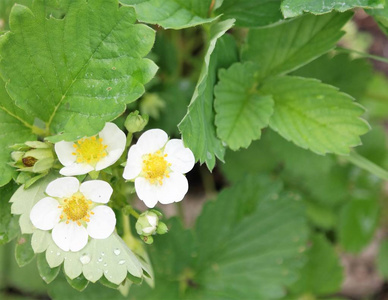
[124,111,149,133]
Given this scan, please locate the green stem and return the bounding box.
[199,166,217,198]
[335,47,388,64]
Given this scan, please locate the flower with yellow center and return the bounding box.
[123,129,195,208]
[30,177,116,252]
[55,122,126,176]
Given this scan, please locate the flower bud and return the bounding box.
[124,111,149,134]
[136,211,159,236]
[10,141,54,174]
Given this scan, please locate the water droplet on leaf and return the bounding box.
[113,248,121,255]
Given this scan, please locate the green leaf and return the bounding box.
[241,12,352,77]
[281,0,383,18]
[377,240,388,279]
[288,234,343,297]
[119,0,216,29]
[214,62,274,150]
[292,53,373,100]
[179,19,238,170]
[260,76,370,155]
[338,198,380,253]
[66,274,89,292]
[0,182,19,244]
[214,0,283,27]
[0,0,157,143]
[37,252,60,284]
[0,79,36,187]
[15,234,35,267]
[193,176,308,300]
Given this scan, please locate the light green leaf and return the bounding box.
[260,76,370,155]
[15,235,35,267]
[119,0,216,29]
[281,0,383,18]
[214,0,283,27]
[179,19,238,170]
[0,182,19,244]
[10,173,57,234]
[214,62,274,150]
[37,252,60,284]
[0,0,157,143]
[241,12,352,77]
[338,198,380,253]
[193,176,308,300]
[10,173,148,286]
[288,234,343,297]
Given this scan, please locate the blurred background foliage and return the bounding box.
[1,0,388,299]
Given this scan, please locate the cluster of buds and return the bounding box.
[10,141,55,187]
[135,210,168,244]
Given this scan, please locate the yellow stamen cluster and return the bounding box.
[72,136,107,165]
[59,193,93,226]
[142,150,171,185]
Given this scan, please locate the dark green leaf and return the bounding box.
[288,234,343,297]
[179,19,238,170]
[241,12,352,77]
[15,234,35,267]
[377,240,388,279]
[37,252,60,284]
[66,274,89,292]
[215,0,283,27]
[0,182,19,244]
[338,198,380,253]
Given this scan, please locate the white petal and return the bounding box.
[146,215,158,227]
[98,122,126,154]
[52,222,88,252]
[165,139,195,174]
[142,226,155,234]
[59,163,94,176]
[30,197,61,230]
[158,172,189,204]
[55,141,77,166]
[46,177,80,198]
[123,145,143,180]
[136,129,168,154]
[79,180,113,204]
[87,206,116,239]
[95,149,123,171]
[134,177,159,208]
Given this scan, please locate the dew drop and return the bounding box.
[101,252,105,256]
[103,263,107,267]
[98,257,103,262]
[104,270,109,274]
[118,260,125,265]
[56,252,61,256]
[113,248,121,256]
[80,254,91,265]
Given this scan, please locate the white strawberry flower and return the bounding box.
[30,177,116,252]
[123,129,195,208]
[55,122,126,176]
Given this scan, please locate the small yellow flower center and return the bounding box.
[61,193,92,225]
[142,150,171,185]
[72,136,107,165]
